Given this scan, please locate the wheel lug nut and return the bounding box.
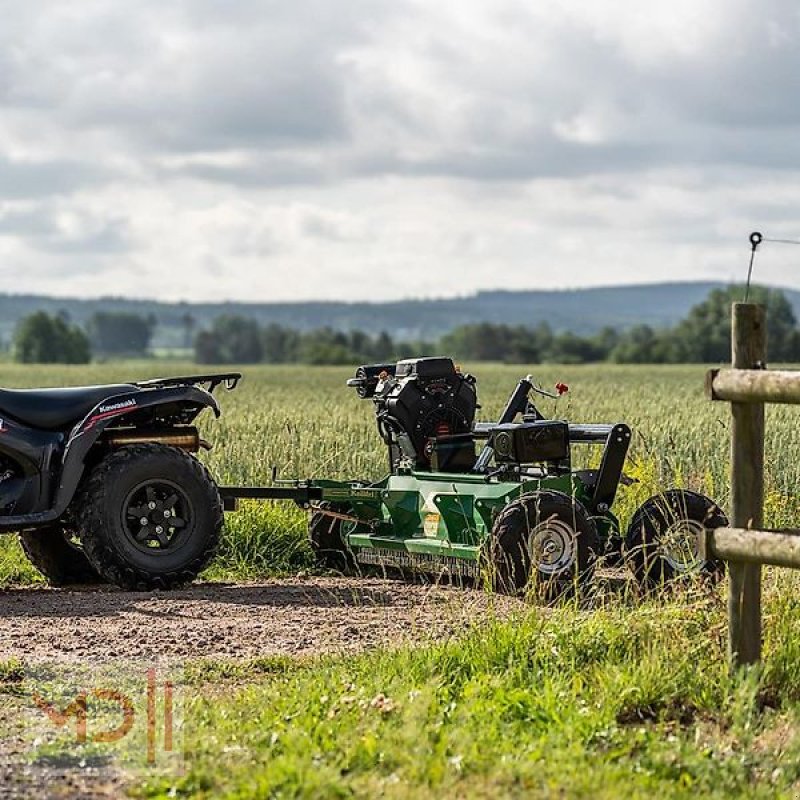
[140,517,148,525]
[164,510,171,518]
[148,502,156,510]
[155,526,163,534]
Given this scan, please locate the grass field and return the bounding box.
[3,361,800,797]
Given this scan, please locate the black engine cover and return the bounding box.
[490,420,569,464]
[375,357,477,470]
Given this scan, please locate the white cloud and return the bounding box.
[0,0,798,301]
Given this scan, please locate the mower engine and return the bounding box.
[347,357,477,472]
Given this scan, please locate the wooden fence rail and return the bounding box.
[707,368,800,404]
[705,302,800,668]
[699,527,800,570]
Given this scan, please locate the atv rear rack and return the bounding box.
[135,373,242,393]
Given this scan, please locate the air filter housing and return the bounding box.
[490,420,569,464]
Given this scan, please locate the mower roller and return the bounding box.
[222,357,728,598]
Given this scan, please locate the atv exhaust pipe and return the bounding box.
[105,427,210,452]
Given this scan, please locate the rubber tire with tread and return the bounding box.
[624,489,728,587]
[19,525,104,586]
[487,490,598,601]
[76,444,222,590]
[308,503,355,573]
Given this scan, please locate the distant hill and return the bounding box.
[0,282,796,349]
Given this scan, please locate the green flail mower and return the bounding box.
[222,357,727,599]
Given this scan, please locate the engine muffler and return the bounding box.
[105,427,210,452]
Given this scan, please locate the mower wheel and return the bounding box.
[19,525,104,586]
[487,490,598,601]
[308,503,355,573]
[76,444,222,590]
[624,489,727,587]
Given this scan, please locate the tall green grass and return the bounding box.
[136,579,800,799]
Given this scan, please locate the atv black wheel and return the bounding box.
[77,444,222,590]
[624,489,727,587]
[19,525,104,586]
[487,490,598,601]
[308,503,355,573]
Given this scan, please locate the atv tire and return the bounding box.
[76,444,222,590]
[308,503,355,573]
[19,525,104,586]
[487,490,598,601]
[624,489,727,588]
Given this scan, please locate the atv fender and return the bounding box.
[54,385,220,516]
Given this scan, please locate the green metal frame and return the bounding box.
[316,469,619,563]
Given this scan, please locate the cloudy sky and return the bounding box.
[0,0,799,302]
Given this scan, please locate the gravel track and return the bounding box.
[0,576,521,663]
[0,577,521,799]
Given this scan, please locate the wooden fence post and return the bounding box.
[728,303,766,667]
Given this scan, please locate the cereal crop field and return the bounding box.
[3,361,800,799]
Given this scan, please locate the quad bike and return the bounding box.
[224,357,728,599]
[0,374,240,589]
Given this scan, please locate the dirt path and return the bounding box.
[0,578,522,799]
[0,577,521,663]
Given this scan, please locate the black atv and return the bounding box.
[0,373,239,590]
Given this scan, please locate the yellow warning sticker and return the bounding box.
[423,512,440,537]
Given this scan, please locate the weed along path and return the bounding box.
[0,577,523,663]
[0,578,522,799]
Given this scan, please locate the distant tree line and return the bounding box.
[11,285,800,366]
[194,286,800,366]
[11,311,156,364]
[13,312,92,364]
[195,316,434,365]
[442,286,800,364]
